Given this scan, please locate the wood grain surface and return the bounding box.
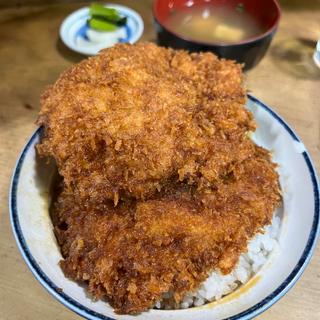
[0,1,319,319]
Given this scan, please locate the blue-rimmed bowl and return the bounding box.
[9,95,319,319]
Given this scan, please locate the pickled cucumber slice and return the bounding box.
[88,17,117,32]
[90,4,122,23]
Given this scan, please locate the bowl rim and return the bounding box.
[9,95,319,320]
[152,0,281,47]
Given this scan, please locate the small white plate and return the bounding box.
[60,4,144,55]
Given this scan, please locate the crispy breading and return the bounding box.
[37,42,255,204]
[39,43,281,314]
[52,147,280,314]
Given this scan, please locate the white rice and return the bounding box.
[154,215,281,310]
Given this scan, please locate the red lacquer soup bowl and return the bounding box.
[153,0,281,69]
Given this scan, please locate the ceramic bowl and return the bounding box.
[153,0,281,70]
[60,4,144,56]
[9,95,319,319]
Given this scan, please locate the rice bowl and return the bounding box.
[9,94,319,320]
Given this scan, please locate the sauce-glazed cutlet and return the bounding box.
[37,42,254,204]
[39,43,281,314]
[52,146,280,314]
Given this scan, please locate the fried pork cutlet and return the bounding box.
[37,42,255,204]
[52,147,280,314]
[39,43,281,314]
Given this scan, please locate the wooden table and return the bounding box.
[0,1,319,319]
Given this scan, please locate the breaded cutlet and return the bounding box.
[38,43,281,314]
[38,42,254,205]
[52,146,280,314]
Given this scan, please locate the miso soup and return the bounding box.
[164,4,264,44]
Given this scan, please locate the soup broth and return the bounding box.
[164,5,265,44]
